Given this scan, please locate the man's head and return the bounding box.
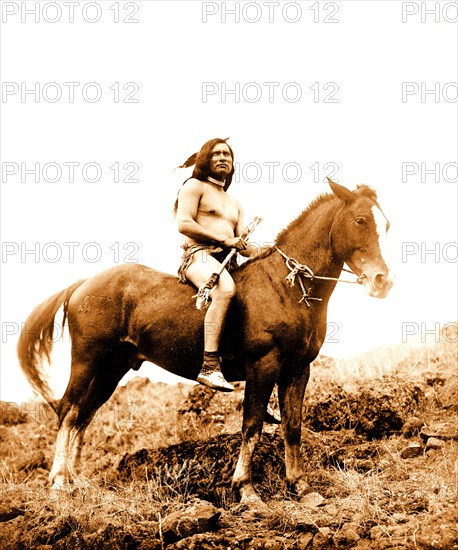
[192,138,235,191]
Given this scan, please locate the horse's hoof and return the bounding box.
[287,478,317,499]
[239,494,269,516]
[49,474,74,494]
[239,486,264,506]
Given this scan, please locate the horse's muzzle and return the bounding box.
[363,270,395,299]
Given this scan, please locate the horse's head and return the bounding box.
[328,178,394,299]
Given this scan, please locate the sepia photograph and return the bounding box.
[1,1,457,547]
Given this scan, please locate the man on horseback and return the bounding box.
[175,138,254,392]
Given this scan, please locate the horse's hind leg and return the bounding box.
[50,351,130,489]
[49,357,91,488]
[50,405,79,489]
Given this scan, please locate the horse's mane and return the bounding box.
[236,184,377,271]
[277,184,377,245]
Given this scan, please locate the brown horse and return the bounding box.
[17,179,394,502]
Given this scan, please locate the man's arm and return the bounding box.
[176,179,224,245]
[234,200,266,258]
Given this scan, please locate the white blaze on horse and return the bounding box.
[18,179,394,502]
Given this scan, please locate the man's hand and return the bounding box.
[223,236,247,251]
[239,242,270,258]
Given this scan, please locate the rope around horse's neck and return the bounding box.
[274,246,365,307]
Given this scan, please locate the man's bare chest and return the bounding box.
[198,187,238,224]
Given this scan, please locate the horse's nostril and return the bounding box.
[374,273,386,288]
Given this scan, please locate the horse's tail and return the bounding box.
[17,279,86,415]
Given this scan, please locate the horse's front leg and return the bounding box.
[232,349,280,503]
[278,362,312,497]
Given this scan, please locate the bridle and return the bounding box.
[275,246,366,307]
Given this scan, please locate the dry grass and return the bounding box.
[311,338,457,391]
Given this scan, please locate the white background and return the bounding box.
[1,0,457,401]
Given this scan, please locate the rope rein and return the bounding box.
[274,246,366,307]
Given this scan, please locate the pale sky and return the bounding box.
[1,1,457,401]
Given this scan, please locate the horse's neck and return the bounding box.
[276,198,343,281]
[235,198,345,306]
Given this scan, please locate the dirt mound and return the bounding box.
[116,427,394,506]
[304,376,426,438]
[177,382,246,437]
[176,374,427,440]
[117,432,286,505]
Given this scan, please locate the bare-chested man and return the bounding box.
[175,138,257,392]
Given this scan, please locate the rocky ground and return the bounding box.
[0,343,457,549]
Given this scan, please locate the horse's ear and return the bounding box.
[327,177,356,203]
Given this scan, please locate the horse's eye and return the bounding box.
[355,217,366,225]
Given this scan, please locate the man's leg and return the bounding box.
[185,250,235,391]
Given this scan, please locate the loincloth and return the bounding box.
[178,243,238,283]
